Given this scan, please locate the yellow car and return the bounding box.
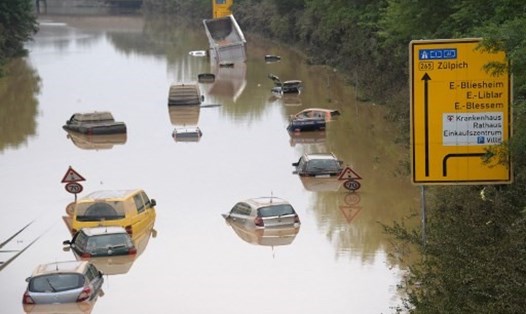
[70,189,156,239]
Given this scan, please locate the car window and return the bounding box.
[306,159,340,171]
[76,202,126,221]
[86,234,131,253]
[30,274,85,292]
[86,264,99,282]
[298,157,307,170]
[133,193,145,214]
[230,202,252,216]
[258,204,295,217]
[74,231,89,251]
[140,191,152,207]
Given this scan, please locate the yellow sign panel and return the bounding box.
[212,0,233,18]
[410,39,512,184]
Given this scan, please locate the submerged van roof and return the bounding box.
[79,189,141,201]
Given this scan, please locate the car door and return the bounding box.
[86,264,103,298]
[228,202,252,224]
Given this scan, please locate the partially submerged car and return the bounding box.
[197,73,215,83]
[70,189,156,238]
[268,73,303,96]
[63,111,127,135]
[22,261,103,305]
[66,226,155,276]
[168,83,204,106]
[172,126,203,142]
[222,196,300,229]
[264,54,281,63]
[63,226,137,258]
[291,108,341,121]
[287,117,326,132]
[292,153,344,177]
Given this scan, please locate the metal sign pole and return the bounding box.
[421,185,427,243]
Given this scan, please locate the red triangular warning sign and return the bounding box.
[338,166,362,181]
[339,206,362,223]
[61,166,86,183]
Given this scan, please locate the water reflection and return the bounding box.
[288,130,326,147]
[204,61,247,103]
[64,130,127,150]
[23,295,101,314]
[224,219,300,248]
[270,94,303,107]
[298,176,343,192]
[0,59,40,152]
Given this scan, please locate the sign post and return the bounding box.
[410,38,512,185]
[61,166,86,202]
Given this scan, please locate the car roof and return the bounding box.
[299,108,334,113]
[79,189,141,201]
[32,261,90,277]
[244,196,290,208]
[80,226,128,236]
[302,152,338,160]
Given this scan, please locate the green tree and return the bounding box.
[0,0,38,75]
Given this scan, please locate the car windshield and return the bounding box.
[305,159,340,171]
[29,274,85,293]
[85,234,132,254]
[76,202,125,221]
[258,204,295,217]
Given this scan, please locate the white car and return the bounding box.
[222,196,300,229]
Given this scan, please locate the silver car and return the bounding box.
[292,152,343,177]
[222,196,301,229]
[22,261,103,305]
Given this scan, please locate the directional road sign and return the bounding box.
[410,38,512,184]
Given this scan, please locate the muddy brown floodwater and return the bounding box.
[0,3,420,314]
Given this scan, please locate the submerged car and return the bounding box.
[291,108,341,121]
[292,152,344,177]
[268,73,303,95]
[287,117,326,132]
[172,126,203,142]
[22,261,103,305]
[63,226,137,258]
[70,189,156,238]
[168,83,204,106]
[63,111,127,135]
[222,196,300,229]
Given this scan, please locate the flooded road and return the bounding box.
[0,5,420,314]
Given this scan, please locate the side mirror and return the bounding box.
[63,240,71,245]
[150,199,157,207]
[98,271,104,278]
[25,277,31,283]
[292,162,299,167]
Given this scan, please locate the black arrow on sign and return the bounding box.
[422,73,431,177]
